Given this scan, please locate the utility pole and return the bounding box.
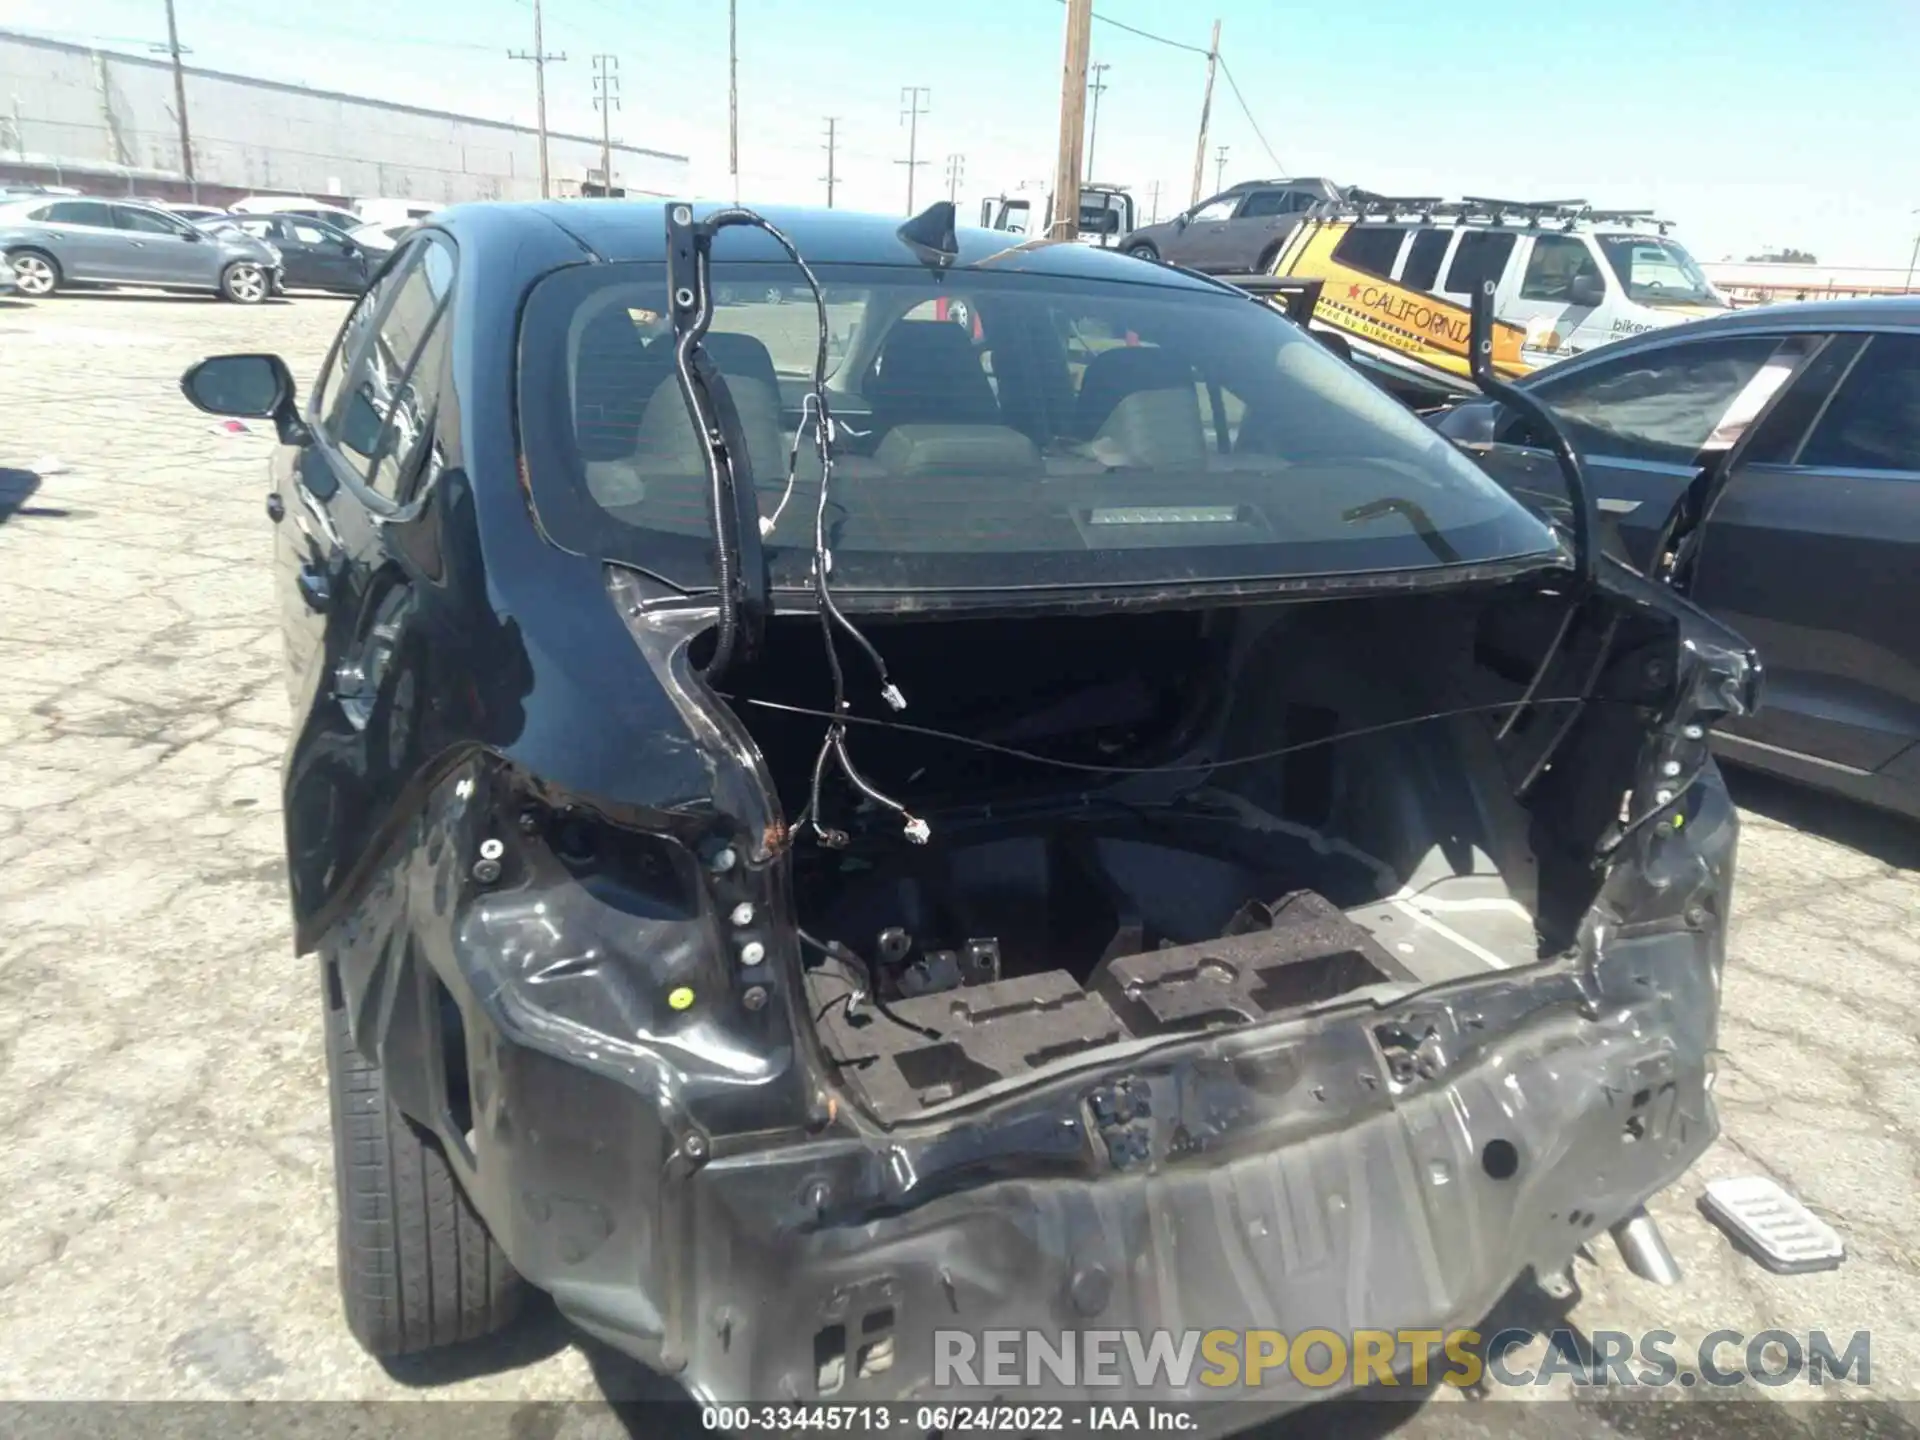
[161,0,195,195]
[945,153,965,205]
[592,54,620,195]
[1148,179,1161,224]
[1051,0,1093,239]
[821,117,839,207]
[1085,61,1110,183]
[897,86,930,213]
[1189,18,1221,207]
[728,0,739,202]
[509,0,566,199]
[1906,208,1920,293]
[1214,144,1230,193]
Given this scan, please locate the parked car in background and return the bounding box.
[1275,194,1732,402]
[177,200,1753,1415]
[0,183,80,202]
[347,221,413,254]
[1435,296,1920,819]
[355,197,440,228]
[229,195,365,230]
[153,201,235,227]
[0,196,281,302]
[1117,177,1341,272]
[225,213,370,295]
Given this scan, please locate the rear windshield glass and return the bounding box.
[517,261,1556,594]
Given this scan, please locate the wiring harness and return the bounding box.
[663,203,926,850]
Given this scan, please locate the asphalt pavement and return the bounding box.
[1,290,1916,1436]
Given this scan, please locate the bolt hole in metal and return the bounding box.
[1481,1138,1520,1180]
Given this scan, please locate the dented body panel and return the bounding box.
[265,199,1757,1410]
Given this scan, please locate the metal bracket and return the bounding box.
[664,202,768,677]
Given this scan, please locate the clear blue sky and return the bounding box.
[14,0,1920,266]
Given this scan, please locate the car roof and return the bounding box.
[1511,295,1920,389]
[429,199,1244,292]
[1651,295,1920,332]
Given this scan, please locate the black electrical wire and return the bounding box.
[683,207,921,848]
[797,927,942,1040]
[1215,55,1290,177]
[733,694,1598,777]
[1516,612,1624,799]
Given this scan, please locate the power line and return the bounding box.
[945,151,965,204]
[1215,53,1288,177]
[1051,0,1210,55]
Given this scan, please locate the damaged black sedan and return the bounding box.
[181,199,1756,1413]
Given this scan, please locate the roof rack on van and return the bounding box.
[1311,191,1674,234]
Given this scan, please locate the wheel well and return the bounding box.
[1257,241,1283,271]
[1127,241,1159,260]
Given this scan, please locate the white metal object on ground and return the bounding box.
[1699,1176,1845,1274]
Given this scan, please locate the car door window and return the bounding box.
[1519,335,1793,464]
[1442,231,1517,296]
[41,200,114,228]
[292,223,331,246]
[112,207,186,235]
[1237,190,1293,218]
[1398,229,1452,292]
[1519,234,1604,302]
[314,240,418,427]
[325,237,456,502]
[1190,198,1236,223]
[235,218,278,241]
[1331,226,1407,277]
[1795,334,1920,474]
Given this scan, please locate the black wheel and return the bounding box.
[220,261,269,304]
[322,956,525,1356]
[1125,242,1159,262]
[9,249,60,297]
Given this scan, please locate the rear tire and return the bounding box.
[9,249,60,297]
[220,261,268,304]
[1125,242,1159,262]
[323,956,525,1357]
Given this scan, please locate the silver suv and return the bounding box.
[0,197,282,303]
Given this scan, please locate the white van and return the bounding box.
[1270,194,1734,394]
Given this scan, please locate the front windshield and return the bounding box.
[517,261,1557,594]
[1596,235,1727,308]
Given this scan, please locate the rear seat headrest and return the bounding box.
[1076,345,1198,437]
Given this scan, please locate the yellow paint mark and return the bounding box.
[668,986,695,1011]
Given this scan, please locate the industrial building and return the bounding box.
[0,28,689,207]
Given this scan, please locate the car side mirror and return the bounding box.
[182,228,203,242]
[1569,272,1607,307]
[180,353,310,445]
[1173,213,1190,231]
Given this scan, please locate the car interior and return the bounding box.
[562,276,1497,555]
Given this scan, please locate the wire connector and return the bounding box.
[880,682,907,712]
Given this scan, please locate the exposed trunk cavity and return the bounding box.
[718,581,1679,1123]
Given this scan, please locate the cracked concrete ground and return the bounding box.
[1,291,1916,1435]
